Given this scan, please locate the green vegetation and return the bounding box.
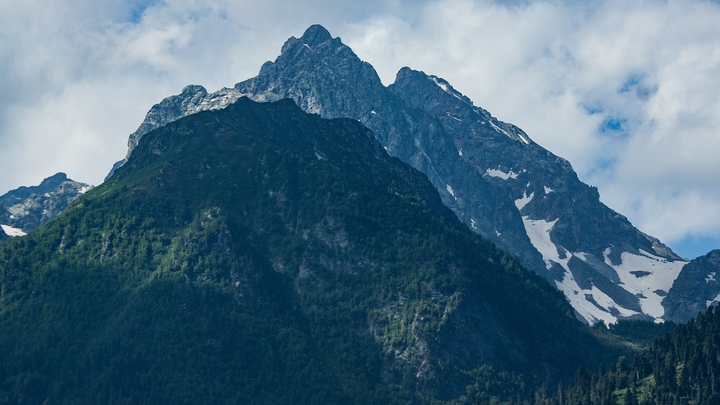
[592,319,677,348]
[547,307,720,405]
[0,98,624,404]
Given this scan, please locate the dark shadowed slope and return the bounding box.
[0,98,621,404]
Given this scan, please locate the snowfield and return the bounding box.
[520,215,688,324]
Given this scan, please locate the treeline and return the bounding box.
[463,306,720,405]
[538,306,720,405]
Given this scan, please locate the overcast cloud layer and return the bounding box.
[1,0,719,259]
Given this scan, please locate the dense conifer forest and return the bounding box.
[0,99,624,404]
[544,307,720,405]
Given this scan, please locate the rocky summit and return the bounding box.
[110,24,708,325]
[0,172,91,237]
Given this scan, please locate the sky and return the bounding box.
[1,0,719,259]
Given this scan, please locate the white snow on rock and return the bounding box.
[432,77,450,92]
[458,148,463,157]
[431,77,465,103]
[556,273,640,326]
[485,168,518,180]
[514,191,534,211]
[707,272,716,283]
[488,120,530,145]
[446,184,457,200]
[603,248,687,319]
[520,216,643,325]
[489,121,510,137]
[1,224,26,237]
[518,213,688,324]
[521,217,561,270]
[544,186,554,194]
[470,218,477,230]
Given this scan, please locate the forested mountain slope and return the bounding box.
[555,303,720,405]
[0,98,621,404]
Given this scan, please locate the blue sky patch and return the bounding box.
[582,105,603,115]
[129,0,158,24]
[600,117,626,134]
[671,235,720,260]
[620,76,642,93]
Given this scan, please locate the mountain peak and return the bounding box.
[39,172,68,187]
[299,24,333,46]
[279,25,336,56]
[0,171,90,234]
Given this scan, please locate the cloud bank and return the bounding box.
[1,0,719,258]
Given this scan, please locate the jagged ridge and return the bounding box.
[107,25,699,325]
[0,172,91,236]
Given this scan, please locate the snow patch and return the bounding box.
[515,191,534,211]
[555,273,640,326]
[495,229,501,237]
[370,110,377,115]
[79,185,92,194]
[488,121,509,137]
[522,217,560,270]
[707,272,716,283]
[471,218,477,230]
[487,120,530,145]
[544,186,554,194]
[603,248,687,319]
[518,212,684,324]
[458,148,463,156]
[431,77,465,103]
[1,225,26,237]
[486,168,518,180]
[433,77,449,92]
[446,184,457,200]
[520,217,640,325]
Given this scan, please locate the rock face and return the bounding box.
[0,172,92,235]
[109,25,694,324]
[663,250,720,322]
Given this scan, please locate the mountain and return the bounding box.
[662,250,720,322]
[0,98,621,403]
[110,25,696,325]
[0,172,92,236]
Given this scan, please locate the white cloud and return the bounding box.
[1,0,719,257]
